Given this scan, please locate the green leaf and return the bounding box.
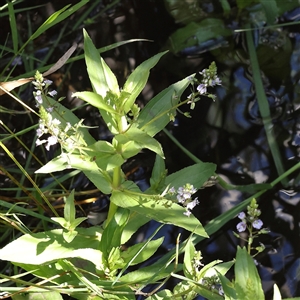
[135,75,193,137]
[83,168,113,195]
[146,289,173,299]
[51,217,68,228]
[183,238,196,279]
[64,189,75,223]
[35,155,70,173]
[70,217,88,229]
[165,161,216,190]
[86,141,125,170]
[114,127,164,159]
[19,291,64,300]
[111,182,208,237]
[100,207,130,259]
[63,229,78,243]
[261,0,278,25]
[120,211,151,244]
[120,262,174,284]
[73,91,118,115]
[30,1,88,41]
[0,228,103,270]
[35,152,113,194]
[121,237,164,266]
[217,270,237,300]
[149,155,167,193]
[234,247,264,300]
[168,19,232,54]
[83,29,119,97]
[122,51,167,113]
[193,285,224,300]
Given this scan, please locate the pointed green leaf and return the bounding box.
[64,190,75,223]
[135,75,193,137]
[0,228,103,270]
[73,91,118,115]
[63,230,78,243]
[234,247,264,300]
[111,182,208,237]
[121,237,164,266]
[216,270,237,300]
[35,155,70,174]
[149,155,167,193]
[70,217,88,229]
[122,51,167,113]
[146,290,173,299]
[165,162,216,190]
[183,238,196,279]
[83,168,113,195]
[114,127,164,159]
[87,141,124,170]
[100,207,130,259]
[51,217,68,228]
[21,291,64,300]
[121,211,151,244]
[83,29,119,97]
[30,1,88,42]
[120,262,174,284]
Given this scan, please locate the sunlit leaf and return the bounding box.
[111,182,208,237]
[234,247,264,299]
[122,51,167,113]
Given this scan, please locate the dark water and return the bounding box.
[1,0,300,299]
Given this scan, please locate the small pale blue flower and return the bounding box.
[237,221,246,232]
[197,84,207,94]
[238,212,246,220]
[48,90,57,97]
[252,219,263,230]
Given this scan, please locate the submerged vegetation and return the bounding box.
[0,0,300,299]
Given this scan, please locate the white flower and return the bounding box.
[186,198,199,211]
[45,136,58,151]
[36,138,46,146]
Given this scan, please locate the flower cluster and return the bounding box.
[33,71,85,153]
[187,61,222,110]
[236,198,263,233]
[235,198,269,257]
[32,71,57,108]
[197,61,222,95]
[168,183,199,217]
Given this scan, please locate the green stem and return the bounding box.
[105,166,121,227]
[106,139,123,227]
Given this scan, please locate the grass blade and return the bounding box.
[246,26,288,186]
[7,1,18,53]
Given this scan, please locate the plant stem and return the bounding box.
[105,166,121,227]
